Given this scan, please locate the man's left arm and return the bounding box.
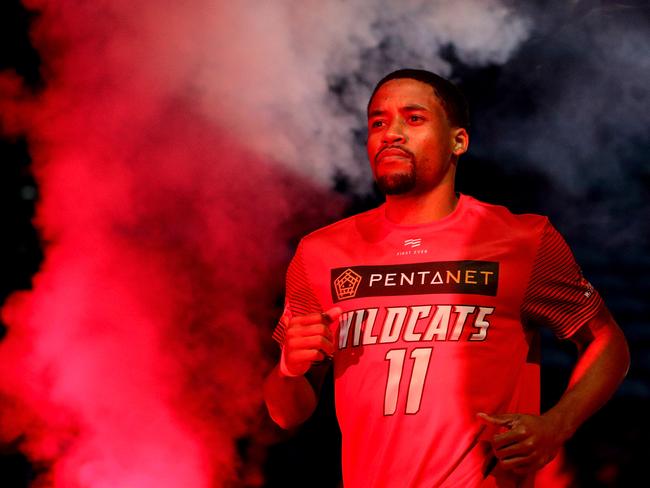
[478,304,630,475]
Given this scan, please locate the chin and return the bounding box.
[376,173,416,195]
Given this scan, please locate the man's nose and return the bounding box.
[382,119,407,144]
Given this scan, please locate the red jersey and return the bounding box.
[273,194,602,487]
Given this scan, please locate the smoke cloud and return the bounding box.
[471,2,650,249]
[152,0,531,187]
[14,0,643,486]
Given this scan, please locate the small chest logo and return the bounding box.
[333,268,363,300]
[404,238,422,248]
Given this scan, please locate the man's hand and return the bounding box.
[477,412,563,476]
[282,307,342,377]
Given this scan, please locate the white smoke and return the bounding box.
[129,0,531,188]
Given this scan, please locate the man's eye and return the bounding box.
[371,120,384,128]
[409,115,424,122]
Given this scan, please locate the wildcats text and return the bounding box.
[338,304,495,349]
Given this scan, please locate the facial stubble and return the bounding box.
[375,160,417,195]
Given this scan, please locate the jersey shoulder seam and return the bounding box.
[301,207,380,242]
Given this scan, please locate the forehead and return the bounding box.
[368,78,441,113]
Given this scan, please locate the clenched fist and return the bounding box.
[281,307,342,377]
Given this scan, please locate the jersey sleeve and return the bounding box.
[271,240,323,347]
[520,219,603,339]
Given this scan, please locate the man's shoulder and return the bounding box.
[300,205,383,247]
[464,194,549,233]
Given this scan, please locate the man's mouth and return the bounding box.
[375,147,413,164]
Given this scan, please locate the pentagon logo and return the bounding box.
[334,268,362,301]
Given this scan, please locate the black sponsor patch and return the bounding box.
[331,260,499,302]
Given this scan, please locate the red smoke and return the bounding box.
[0,1,341,486]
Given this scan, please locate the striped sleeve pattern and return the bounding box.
[271,241,323,347]
[521,220,603,339]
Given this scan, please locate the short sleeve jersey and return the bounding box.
[273,194,602,488]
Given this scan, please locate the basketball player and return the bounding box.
[264,69,629,487]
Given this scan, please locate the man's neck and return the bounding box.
[384,183,458,225]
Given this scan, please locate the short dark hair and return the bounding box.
[368,69,470,131]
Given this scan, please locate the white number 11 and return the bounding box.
[384,348,433,415]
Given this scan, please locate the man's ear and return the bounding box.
[451,128,469,156]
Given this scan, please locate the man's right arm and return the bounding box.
[263,365,321,429]
[263,309,341,429]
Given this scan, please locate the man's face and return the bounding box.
[366,78,467,195]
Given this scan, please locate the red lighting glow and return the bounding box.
[0,1,340,486]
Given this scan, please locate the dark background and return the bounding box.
[1,1,649,487]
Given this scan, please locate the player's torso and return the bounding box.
[301,196,544,487]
